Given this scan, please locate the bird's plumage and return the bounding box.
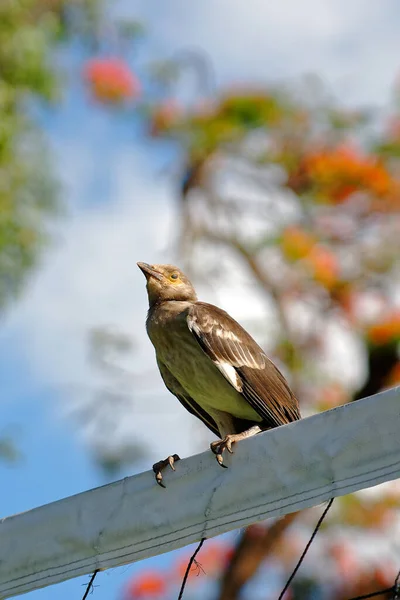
[138,262,301,445]
[187,302,300,427]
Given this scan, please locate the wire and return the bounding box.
[394,568,400,599]
[278,498,334,600]
[81,569,99,600]
[177,538,206,600]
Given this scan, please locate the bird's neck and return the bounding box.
[147,299,194,326]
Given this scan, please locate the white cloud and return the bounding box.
[6,152,165,382]
[129,0,400,106]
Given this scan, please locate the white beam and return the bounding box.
[1,386,399,599]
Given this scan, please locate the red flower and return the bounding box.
[83,57,141,104]
[125,571,167,598]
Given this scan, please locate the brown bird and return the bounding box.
[138,262,300,487]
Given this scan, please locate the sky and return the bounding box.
[1,1,400,599]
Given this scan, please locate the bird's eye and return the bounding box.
[170,272,179,281]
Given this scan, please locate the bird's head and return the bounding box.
[137,263,197,306]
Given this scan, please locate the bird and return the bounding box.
[137,262,301,487]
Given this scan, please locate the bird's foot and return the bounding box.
[152,454,180,488]
[210,434,238,467]
[210,426,263,467]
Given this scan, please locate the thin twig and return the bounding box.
[82,569,99,600]
[193,558,206,576]
[178,538,206,600]
[277,499,334,600]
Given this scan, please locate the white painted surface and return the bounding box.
[1,386,399,599]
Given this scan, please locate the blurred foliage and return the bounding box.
[0,0,100,312]
[0,0,102,464]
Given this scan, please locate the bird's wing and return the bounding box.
[156,357,220,438]
[187,302,300,428]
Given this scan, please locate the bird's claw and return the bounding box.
[216,453,228,468]
[152,454,180,488]
[210,435,236,468]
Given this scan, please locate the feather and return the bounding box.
[187,302,300,428]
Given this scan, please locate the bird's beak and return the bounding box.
[137,262,163,281]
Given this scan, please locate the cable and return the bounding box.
[81,569,99,600]
[278,499,334,600]
[178,538,206,600]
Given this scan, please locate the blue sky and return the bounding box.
[1,1,400,599]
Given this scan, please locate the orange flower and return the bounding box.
[281,226,316,261]
[334,286,360,324]
[83,58,140,104]
[367,311,400,345]
[304,246,340,289]
[125,571,167,598]
[176,556,201,583]
[197,542,227,575]
[149,100,181,136]
[174,541,227,582]
[303,145,395,203]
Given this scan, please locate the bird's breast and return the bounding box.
[147,304,261,421]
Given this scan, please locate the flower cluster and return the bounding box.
[83,58,140,104]
[281,226,340,290]
[301,145,396,204]
[124,571,166,599]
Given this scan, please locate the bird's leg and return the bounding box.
[210,425,262,467]
[152,454,180,488]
